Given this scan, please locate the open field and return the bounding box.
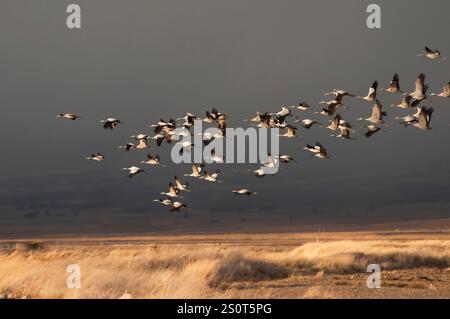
[0,225,449,299]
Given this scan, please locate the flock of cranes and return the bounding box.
[57,47,449,213]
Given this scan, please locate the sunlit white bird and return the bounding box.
[256,113,276,128]
[85,153,105,161]
[409,73,428,101]
[202,136,216,147]
[177,112,198,128]
[324,89,355,99]
[202,170,222,182]
[217,114,227,137]
[150,119,176,134]
[122,166,146,178]
[304,142,329,159]
[276,106,292,118]
[151,133,166,147]
[384,73,402,93]
[203,112,216,123]
[206,149,224,163]
[364,125,381,138]
[290,102,311,111]
[327,114,343,131]
[254,168,267,178]
[296,118,322,129]
[56,113,80,120]
[279,125,297,138]
[171,201,187,212]
[100,118,121,130]
[328,116,352,139]
[336,122,353,140]
[161,183,181,198]
[391,95,413,109]
[174,176,190,192]
[135,139,149,149]
[169,127,191,138]
[417,46,447,60]
[276,155,295,163]
[176,141,194,150]
[396,115,417,126]
[200,131,224,141]
[232,188,257,196]
[320,92,349,109]
[358,100,386,124]
[316,103,338,117]
[358,81,378,101]
[431,82,450,98]
[130,134,149,141]
[414,106,434,130]
[322,90,354,109]
[118,142,135,151]
[262,154,278,168]
[141,154,161,166]
[153,198,173,206]
[175,141,194,156]
[129,135,149,149]
[203,108,223,123]
[185,163,205,178]
[245,111,263,123]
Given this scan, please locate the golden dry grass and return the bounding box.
[0,239,449,299]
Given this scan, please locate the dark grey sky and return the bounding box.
[1,0,450,237]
